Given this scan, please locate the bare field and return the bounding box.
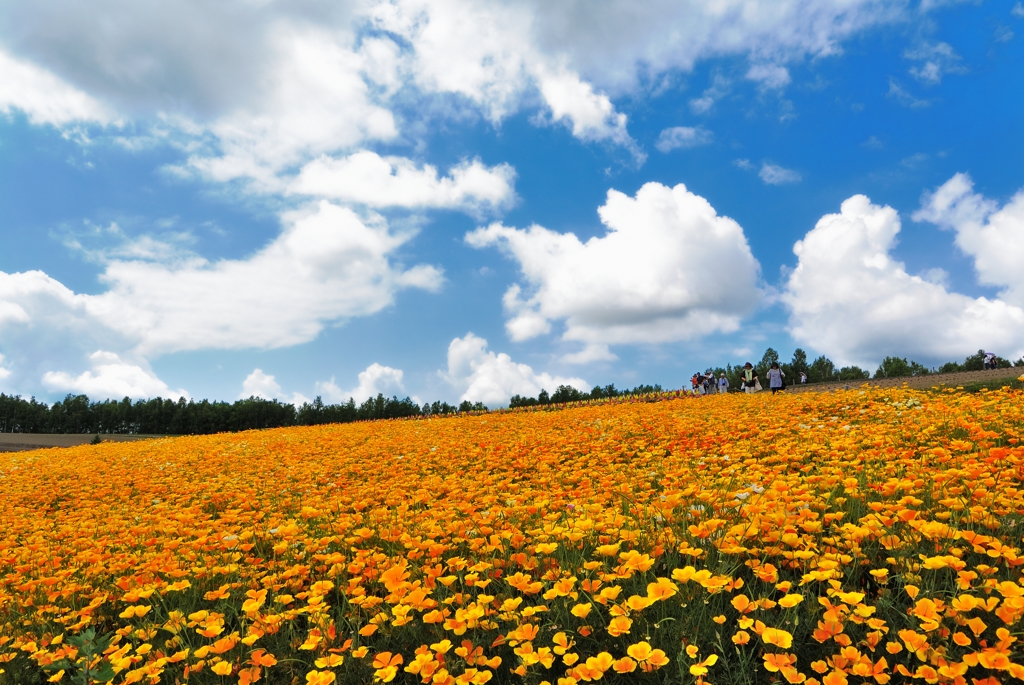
[0,433,165,452]
[785,366,1023,393]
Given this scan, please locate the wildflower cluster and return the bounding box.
[1,386,1023,684]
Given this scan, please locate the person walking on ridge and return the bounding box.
[741,362,759,393]
[767,361,785,394]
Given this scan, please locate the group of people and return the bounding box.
[689,361,807,396]
[690,370,729,395]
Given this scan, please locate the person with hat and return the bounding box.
[741,362,759,393]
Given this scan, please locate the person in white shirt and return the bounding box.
[767,362,785,394]
[718,373,729,393]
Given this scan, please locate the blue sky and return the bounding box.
[1,0,1023,406]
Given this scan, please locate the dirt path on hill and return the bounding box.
[785,367,1023,393]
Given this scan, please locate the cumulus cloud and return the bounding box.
[746,64,791,89]
[43,351,187,400]
[782,194,1024,367]
[759,162,802,185]
[466,182,762,346]
[239,368,309,405]
[289,152,516,213]
[442,333,588,406]
[0,203,442,367]
[655,126,713,153]
[534,66,641,158]
[317,363,407,404]
[905,42,967,85]
[2,0,914,183]
[0,49,114,127]
[240,369,280,400]
[913,173,1024,308]
[0,354,11,383]
[86,202,442,355]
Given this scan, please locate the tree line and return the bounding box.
[2,349,1020,435]
[509,383,664,408]
[0,392,479,435]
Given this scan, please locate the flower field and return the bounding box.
[2,386,1024,685]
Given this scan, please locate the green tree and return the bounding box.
[551,385,585,403]
[874,357,930,378]
[875,356,913,378]
[837,366,870,381]
[808,356,836,383]
[790,349,809,376]
[756,348,780,379]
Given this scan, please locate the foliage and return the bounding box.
[510,384,663,408]
[939,350,1018,373]
[789,349,809,377]
[874,357,931,379]
[836,366,871,381]
[3,388,1024,685]
[0,393,428,436]
[807,355,837,383]
[755,348,780,380]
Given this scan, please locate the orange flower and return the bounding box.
[762,628,794,650]
[763,653,796,673]
[822,670,848,685]
[606,616,632,637]
[612,657,636,673]
[689,654,718,677]
[305,671,337,685]
[210,661,233,676]
[731,631,751,645]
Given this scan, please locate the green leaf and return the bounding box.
[90,662,116,682]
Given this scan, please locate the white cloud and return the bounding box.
[317,363,406,404]
[560,344,617,365]
[442,333,587,406]
[0,203,443,396]
[43,351,187,400]
[240,369,280,400]
[0,354,11,382]
[759,162,802,185]
[0,49,114,127]
[689,73,730,114]
[466,182,762,346]
[84,202,443,355]
[533,65,641,158]
[655,126,713,153]
[289,152,516,213]
[913,173,1024,308]
[887,78,932,108]
[0,269,140,398]
[239,368,309,405]
[1014,2,1024,18]
[746,64,791,89]
[905,42,967,84]
[2,0,912,185]
[733,158,755,170]
[782,194,1024,367]
[177,24,399,187]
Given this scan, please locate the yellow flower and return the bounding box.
[210,661,233,676]
[778,594,804,608]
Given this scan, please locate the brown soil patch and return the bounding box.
[0,434,164,453]
[785,367,1023,394]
